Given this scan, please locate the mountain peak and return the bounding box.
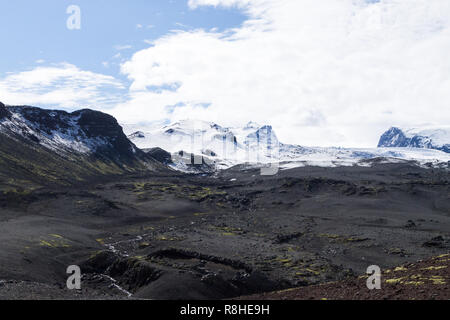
[378,127,407,148]
[0,102,9,118]
[379,126,450,153]
[245,121,261,129]
[129,131,145,139]
[169,119,217,129]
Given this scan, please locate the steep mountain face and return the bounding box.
[0,102,8,118]
[0,103,166,190]
[378,127,450,153]
[144,147,173,165]
[0,105,141,157]
[378,127,408,147]
[243,124,278,148]
[125,120,450,172]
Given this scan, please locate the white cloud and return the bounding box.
[110,0,450,147]
[115,45,133,51]
[0,63,125,110]
[188,0,253,10]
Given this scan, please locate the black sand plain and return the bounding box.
[0,162,449,300]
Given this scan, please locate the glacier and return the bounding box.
[123,120,450,172]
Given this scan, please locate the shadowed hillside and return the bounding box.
[0,103,169,191]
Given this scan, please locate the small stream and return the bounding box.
[100,274,133,298]
[98,234,148,298]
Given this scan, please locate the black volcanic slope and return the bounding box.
[0,104,169,190]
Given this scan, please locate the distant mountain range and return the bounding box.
[0,102,448,188]
[378,127,450,153]
[124,120,450,172]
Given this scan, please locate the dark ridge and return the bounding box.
[9,105,72,133]
[74,109,141,160]
[1,105,150,162]
[0,102,9,119]
[144,147,173,164]
[378,127,408,148]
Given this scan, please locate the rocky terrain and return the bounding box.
[240,253,450,300]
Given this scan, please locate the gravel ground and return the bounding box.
[239,253,450,300]
[0,163,449,300]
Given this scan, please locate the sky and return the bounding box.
[0,0,449,147]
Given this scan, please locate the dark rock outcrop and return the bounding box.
[0,102,9,119]
[74,109,139,159]
[378,127,409,148]
[144,147,173,164]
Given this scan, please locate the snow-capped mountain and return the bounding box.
[0,103,140,158]
[124,120,450,172]
[378,127,450,153]
[123,120,280,169]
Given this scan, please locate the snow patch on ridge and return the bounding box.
[0,106,112,155]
